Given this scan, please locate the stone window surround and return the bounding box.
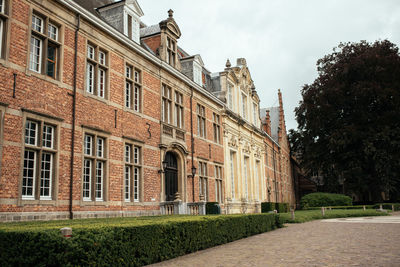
[85,40,109,101]
[123,138,143,205]
[0,0,10,61]
[124,62,142,113]
[27,9,63,80]
[80,125,110,206]
[17,109,63,207]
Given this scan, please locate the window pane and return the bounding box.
[134,86,140,112]
[29,36,42,72]
[134,70,140,83]
[87,45,94,59]
[97,138,104,158]
[83,159,91,199]
[99,51,106,65]
[32,15,43,33]
[95,161,103,200]
[134,167,139,201]
[125,145,131,163]
[125,166,131,201]
[42,125,54,148]
[48,23,58,40]
[134,146,140,164]
[98,69,105,98]
[25,121,37,145]
[22,150,36,198]
[126,82,132,108]
[40,153,52,198]
[46,44,56,78]
[86,63,94,94]
[84,135,92,156]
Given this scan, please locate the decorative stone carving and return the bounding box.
[228,135,237,148]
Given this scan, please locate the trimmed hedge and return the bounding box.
[300,193,352,209]
[261,202,275,212]
[206,202,221,214]
[0,214,281,266]
[261,202,289,213]
[303,205,374,210]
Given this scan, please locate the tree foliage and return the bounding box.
[290,40,400,201]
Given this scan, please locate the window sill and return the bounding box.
[83,91,109,104]
[25,69,63,87]
[80,199,109,206]
[123,106,143,117]
[19,199,57,206]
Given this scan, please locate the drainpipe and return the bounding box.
[190,87,195,203]
[69,13,80,220]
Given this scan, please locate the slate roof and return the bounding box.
[73,0,115,18]
[140,24,161,37]
[260,107,280,142]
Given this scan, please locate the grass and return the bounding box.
[279,209,389,224]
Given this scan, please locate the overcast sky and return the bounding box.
[138,0,400,130]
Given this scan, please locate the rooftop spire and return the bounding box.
[168,9,174,18]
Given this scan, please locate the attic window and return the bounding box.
[193,62,202,86]
[166,36,176,67]
[125,13,139,43]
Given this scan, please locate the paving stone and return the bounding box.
[149,213,400,267]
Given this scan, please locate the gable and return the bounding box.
[125,0,144,17]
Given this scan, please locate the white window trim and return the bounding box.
[29,36,42,73]
[22,150,36,200]
[39,153,53,200]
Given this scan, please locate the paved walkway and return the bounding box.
[149,213,400,267]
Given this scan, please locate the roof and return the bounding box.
[260,107,280,142]
[140,24,161,38]
[72,0,115,17]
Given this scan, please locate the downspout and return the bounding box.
[190,87,195,203]
[69,13,80,220]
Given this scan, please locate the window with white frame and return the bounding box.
[199,162,208,201]
[174,91,184,128]
[86,43,108,98]
[125,12,140,43]
[230,151,236,199]
[197,104,206,138]
[193,62,202,86]
[253,102,258,127]
[124,143,141,202]
[227,83,233,110]
[22,119,57,200]
[213,113,220,143]
[0,0,8,59]
[215,165,223,203]
[83,133,107,201]
[162,84,172,124]
[125,64,141,112]
[29,12,61,78]
[241,93,247,119]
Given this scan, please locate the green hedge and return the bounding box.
[0,214,281,266]
[261,202,289,213]
[206,202,220,214]
[300,193,352,209]
[303,205,374,210]
[261,202,275,212]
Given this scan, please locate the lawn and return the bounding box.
[279,209,389,224]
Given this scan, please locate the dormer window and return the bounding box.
[166,36,176,67]
[227,83,234,110]
[253,102,258,127]
[124,12,140,43]
[193,62,202,86]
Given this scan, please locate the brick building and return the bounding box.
[0,0,294,222]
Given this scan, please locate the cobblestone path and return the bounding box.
[149,213,400,267]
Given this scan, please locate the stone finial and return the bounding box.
[168,9,174,18]
[225,59,231,68]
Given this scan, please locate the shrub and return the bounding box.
[303,205,374,210]
[261,202,275,213]
[206,202,220,214]
[276,203,289,213]
[0,214,281,266]
[300,193,352,209]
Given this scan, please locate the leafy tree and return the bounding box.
[290,40,400,202]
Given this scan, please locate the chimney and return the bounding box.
[265,110,271,136]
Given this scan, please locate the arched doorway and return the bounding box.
[165,152,178,201]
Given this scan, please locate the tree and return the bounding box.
[290,40,400,202]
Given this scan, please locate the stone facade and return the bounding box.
[0,0,295,221]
